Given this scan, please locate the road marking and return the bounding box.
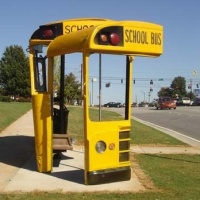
[132,116,200,143]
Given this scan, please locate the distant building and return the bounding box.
[194,89,200,97]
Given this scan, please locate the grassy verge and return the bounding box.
[0,102,32,132]
[133,153,200,199]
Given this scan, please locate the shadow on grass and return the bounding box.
[143,153,200,164]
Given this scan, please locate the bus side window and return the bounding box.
[34,56,47,92]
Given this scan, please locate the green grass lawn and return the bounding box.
[0,102,32,132]
[1,104,199,199]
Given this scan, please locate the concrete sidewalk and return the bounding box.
[0,110,200,193]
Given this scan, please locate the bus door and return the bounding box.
[30,45,72,172]
[29,45,53,172]
[83,53,133,185]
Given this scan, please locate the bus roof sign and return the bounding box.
[91,21,163,56]
[47,21,163,57]
[124,22,163,56]
[30,18,114,41]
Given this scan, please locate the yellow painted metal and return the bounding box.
[29,51,37,95]
[127,55,134,120]
[85,121,131,171]
[32,93,52,172]
[47,21,163,57]
[29,18,114,47]
[48,57,54,94]
[61,18,114,35]
[90,21,163,56]
[29,47,53,172]
[83,53,132,182]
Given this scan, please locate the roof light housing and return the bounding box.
[95,26,123,46]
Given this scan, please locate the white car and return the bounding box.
[182,97,191,106]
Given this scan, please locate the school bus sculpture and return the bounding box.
[28,18,163,185]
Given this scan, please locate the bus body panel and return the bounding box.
[84,120,131,171]
[32,94,52,172]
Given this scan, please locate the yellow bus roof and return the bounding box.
[47,20,163,57]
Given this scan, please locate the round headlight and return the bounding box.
[95,141,106,153]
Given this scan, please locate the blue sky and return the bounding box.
[1,0,200,103]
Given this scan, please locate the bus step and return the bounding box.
[53,134,73,150]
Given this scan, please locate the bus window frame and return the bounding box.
[33,54,47,92]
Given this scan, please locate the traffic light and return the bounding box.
[105,82,110,87]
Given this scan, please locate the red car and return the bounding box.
[156,97,176,110]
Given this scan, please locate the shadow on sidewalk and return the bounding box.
[0,135,85,184]
[0,135,36,171]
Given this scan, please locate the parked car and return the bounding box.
[104,102,123,108]
[192,97,200,106]
[182,97,191,106]
[156,97,176,110]
[122,103,137,107]
[148,100,157,107]
[176,97,190,106]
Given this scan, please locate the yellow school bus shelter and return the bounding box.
[29,18,163,185]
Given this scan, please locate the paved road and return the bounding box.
[132,106,200,141]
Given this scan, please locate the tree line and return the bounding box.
[0,45,81,103]
[157,76,195,100]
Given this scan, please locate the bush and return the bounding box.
[0,96,11,102]
[17,97,31,102]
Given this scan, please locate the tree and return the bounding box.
[157,76,189,99]
[157,87,173,97]
[53,56,61,96]
[187,91,195,100]
[0,45,30,98]
[64,72,81,104]
[170,76,187,99]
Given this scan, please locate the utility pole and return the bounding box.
[140,91,145,102]
[190,78,192,93]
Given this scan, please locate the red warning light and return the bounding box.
[110,33,120,46]
[42,29,54,38]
